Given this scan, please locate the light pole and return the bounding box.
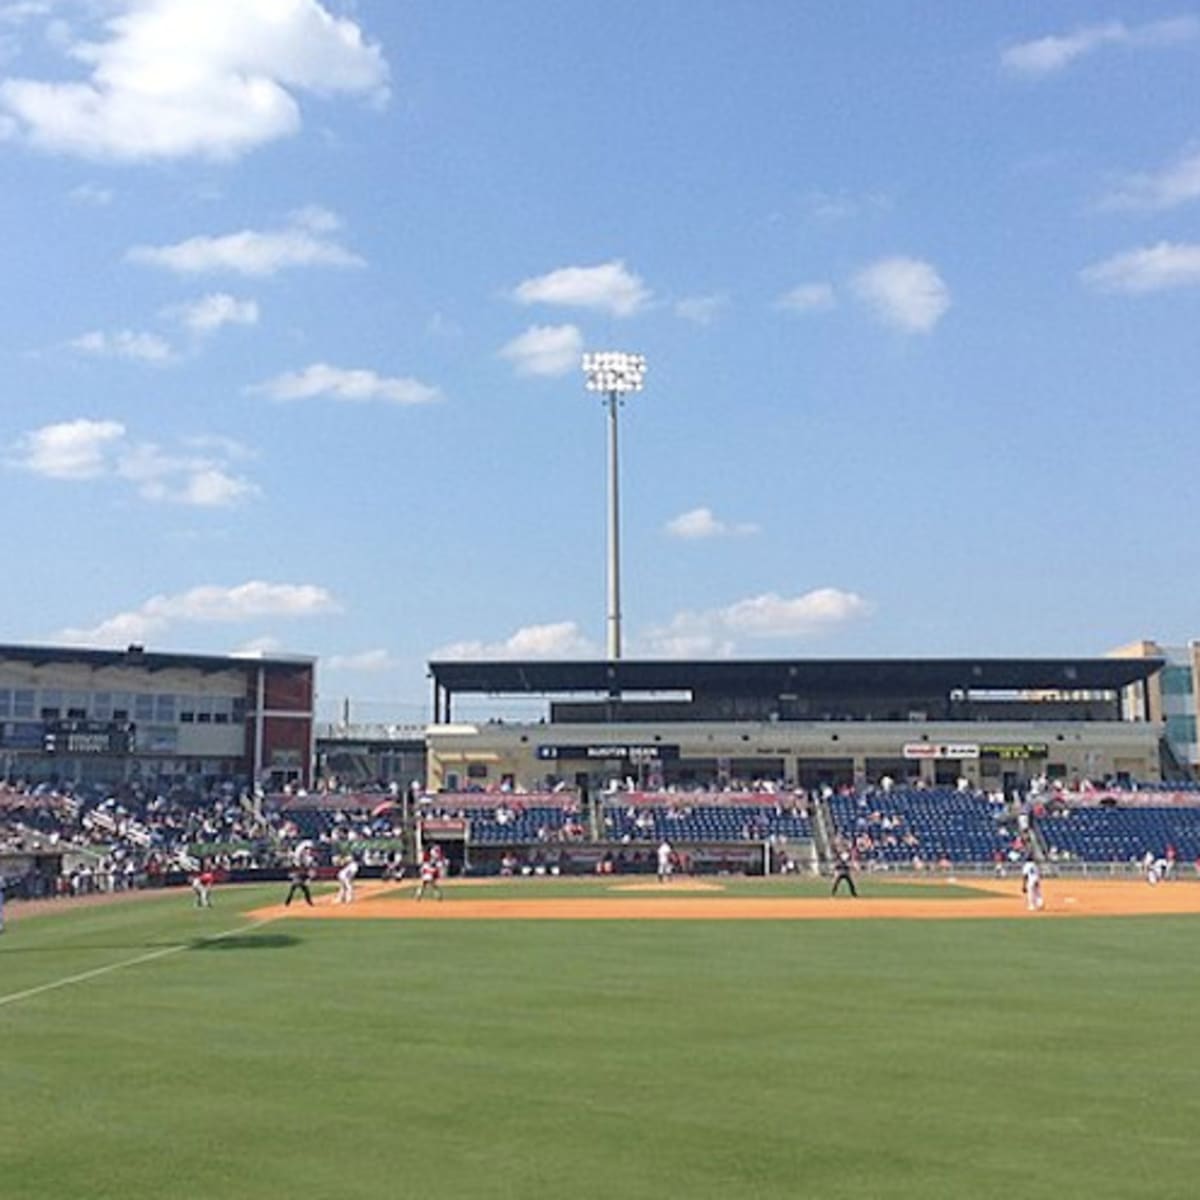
[582,350,646,661]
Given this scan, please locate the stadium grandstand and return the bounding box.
[0,642,316,790]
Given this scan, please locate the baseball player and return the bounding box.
[656,839,673,884]
[191,867,215,908]
[1021,858,1044,911]
[414,848,444,901]
[335,856,359,904]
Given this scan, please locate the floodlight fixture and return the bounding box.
[582,350,646,397]
[581,350,647,664]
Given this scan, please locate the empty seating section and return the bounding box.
[602,796,811,843]
[828,788,1008,865]
[464,805,574,843]
[1035,807,1200,863]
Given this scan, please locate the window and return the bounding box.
[93,692,112,719]
[1166,715,1198,746]
[155,694,176,723]
[40,689,62,713]
[180,711,195,724]
[66,707,88,720]
[111,693,131,721]
[1161,666,1194,698]
[135,694,155,721]
[0,691,10,719]
[13,690,35,718]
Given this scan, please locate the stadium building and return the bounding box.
[425,656,1168,796]
[1110,639,1199,775]
[0,643,316,788]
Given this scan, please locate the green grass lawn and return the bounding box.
[2,886,1199,1200]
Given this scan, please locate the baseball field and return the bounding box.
[3,876,1199,1200]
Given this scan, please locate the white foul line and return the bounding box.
[0,916,276,1010]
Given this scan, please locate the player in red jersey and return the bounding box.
[191,867,216,908]
[414,847,444,901]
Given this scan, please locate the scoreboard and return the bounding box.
[42,719,135,756]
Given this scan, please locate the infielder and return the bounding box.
[335,856,359,904]
[1021,858,1044,911]
[656,839,673,884]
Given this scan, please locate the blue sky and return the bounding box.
[2,1,1199,720]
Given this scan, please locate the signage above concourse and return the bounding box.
[902,743,980,760]
[43,719,135,756]
[536,744,680,762]
[979,743,1049,760]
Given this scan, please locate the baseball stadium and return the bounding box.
[4,642,1200,1200]
[3,7,1200,1200]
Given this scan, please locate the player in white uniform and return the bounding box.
[656,839,673,884]
[1021,859,1043,911]
[335,856,359,904]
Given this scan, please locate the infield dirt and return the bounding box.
[250,877,1200,921]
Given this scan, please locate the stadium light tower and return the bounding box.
[582,350,646,662]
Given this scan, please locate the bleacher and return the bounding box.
[827,787,1010,865]
[418,793,581,845]
[601,792,811,843]
[1035,806,1200,864]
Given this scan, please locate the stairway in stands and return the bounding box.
[810,795,835,868]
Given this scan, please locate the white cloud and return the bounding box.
[115,441,259,507]
[250,362,441,406]
[170,292,260,334]
[11,417,124,479]
[128,210,363,277]
[70,328,173,363]
[1081,242,1200,293]
[10,418,258,506]
[499,323,582,377]
[232,635,283,656]
[852,256,950,333]
[68,181,113,205]
[513,260,651,317]
[433,621,597,661]
[640,587,870,658]
[1002,17,1200,75]
[1103,145,1200,211]
[776,282,836,314]
[0,0,388,161]
[55,580,340,647]
[327,648,398,672]
[664,506,759,540]
[674,293,728,325]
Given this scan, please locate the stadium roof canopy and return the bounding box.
[428,657,1161,698]
[0,643,315,674]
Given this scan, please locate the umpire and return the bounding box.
[831,851,858,897]
[284,864,315,907]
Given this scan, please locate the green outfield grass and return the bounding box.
[2,885,1199,1200]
